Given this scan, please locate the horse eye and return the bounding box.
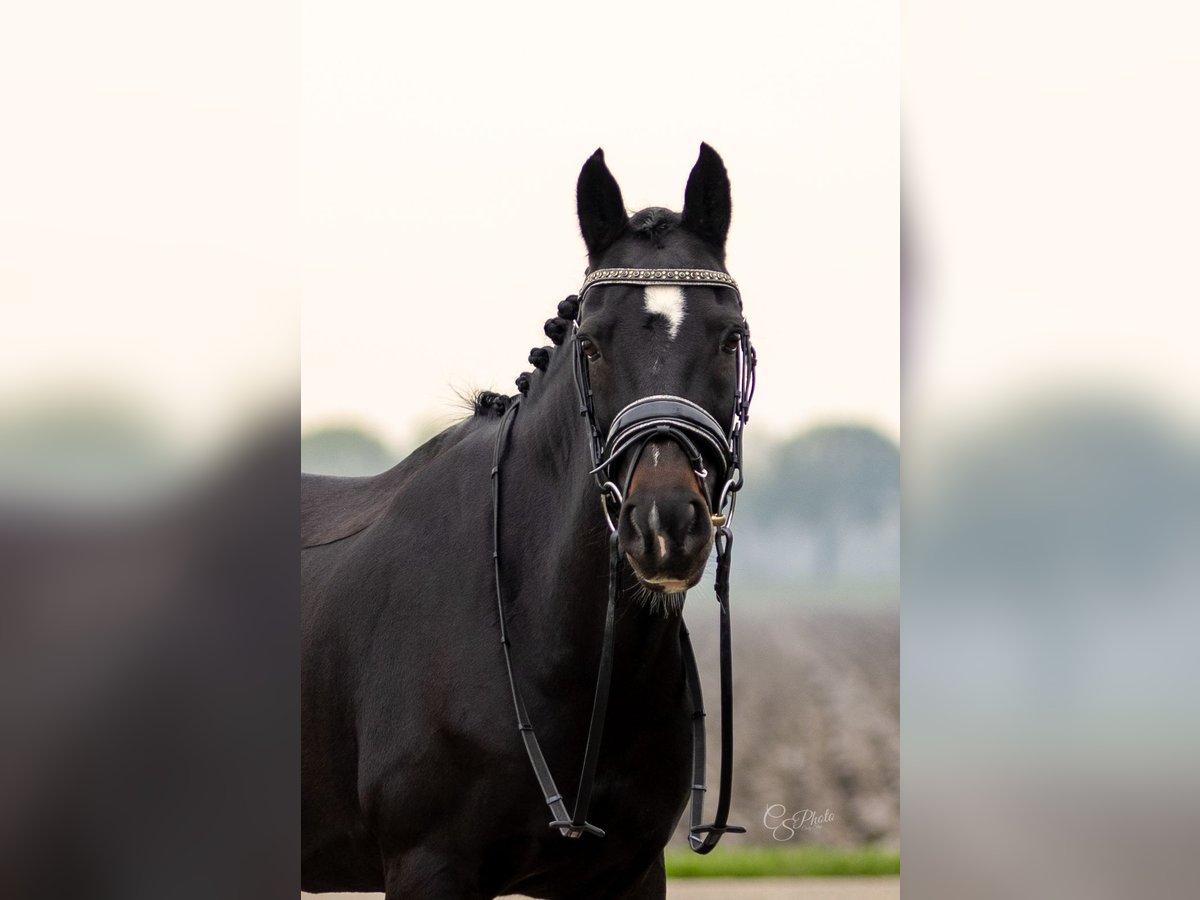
[580,339,600,362]
[721,332,742,354]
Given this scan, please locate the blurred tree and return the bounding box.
[745,424,900,578]
[300,425,397,476]
[0,394,172,501]
[916,396,1198,599]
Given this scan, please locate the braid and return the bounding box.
[473,390,511,416]
[544,317,567,345]
[508,294,579,399]
[557,295,579,320]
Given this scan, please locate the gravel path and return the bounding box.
[304,878,900,899]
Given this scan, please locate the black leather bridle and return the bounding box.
[491,267,756,854]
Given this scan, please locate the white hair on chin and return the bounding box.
[627,581,686,617]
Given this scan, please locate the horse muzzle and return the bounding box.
[583,395,732,594]
[612,431,717,592]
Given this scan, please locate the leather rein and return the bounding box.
[490,267,756,854]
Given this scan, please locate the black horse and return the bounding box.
[302,144,751,899]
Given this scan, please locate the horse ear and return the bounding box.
[681,143,731,252]
[576,148,628,262]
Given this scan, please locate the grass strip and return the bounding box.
[665,845,900,878]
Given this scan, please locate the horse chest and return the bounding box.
[485,695,693,898]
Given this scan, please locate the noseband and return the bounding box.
[572,268,756,531]
[491,267,756,855]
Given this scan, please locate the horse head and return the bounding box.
[573,144,751,599]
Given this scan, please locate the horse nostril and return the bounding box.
[620,492,714,578]
[625,502,642,538]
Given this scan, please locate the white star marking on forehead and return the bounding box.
[643,285,686,340]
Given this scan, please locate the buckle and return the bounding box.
[551,820,606,839]
[599,482,623,533]
[688,823,747,853]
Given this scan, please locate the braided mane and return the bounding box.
[469,207,690,418]
[470,293,579,417]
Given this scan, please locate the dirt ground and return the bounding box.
[304,879,900,899]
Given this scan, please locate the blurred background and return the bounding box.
[905,2,1200,897]
[2,3,299,899]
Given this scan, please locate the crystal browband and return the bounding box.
[580,267,740,297]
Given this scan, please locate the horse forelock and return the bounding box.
[628,207,681,246]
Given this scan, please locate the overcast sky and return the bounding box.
[13,3,1194,461]
[301,1,899,447]
[2,2,898,455]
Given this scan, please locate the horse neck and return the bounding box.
[502,343,684,688]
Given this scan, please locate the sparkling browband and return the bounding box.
[580,267,739,297]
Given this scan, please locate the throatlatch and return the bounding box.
[491,267,756,853]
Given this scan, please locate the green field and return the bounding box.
[665,845,900,878]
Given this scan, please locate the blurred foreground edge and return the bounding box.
[0,416,299,900]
